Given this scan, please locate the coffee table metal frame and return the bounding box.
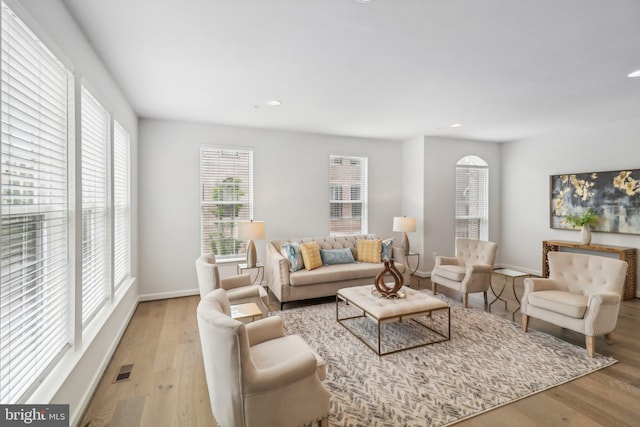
[336,289,450,356]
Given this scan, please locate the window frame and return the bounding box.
[0,1,73,402]
[455,155,489,241]
[329,154,368,236]
[200,146,254,260]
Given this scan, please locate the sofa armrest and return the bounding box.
[266,242,290,302]
[246,316,285,346]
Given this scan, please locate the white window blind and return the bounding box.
[455,155,488,241]
[0,2,71,403]
[200,147,253,258]
[113,120,129,289]
[81,85,109,326]
[329,154,368,236]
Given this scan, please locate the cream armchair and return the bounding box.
[197,289,330,427]
[521,252,627,357]
[196,254,268,311]
[431,238,498,308]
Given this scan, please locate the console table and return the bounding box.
[542,240,637,300]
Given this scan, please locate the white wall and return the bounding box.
[14,1,139,424]
[501,117,640,297]
[401,137,425,273]
[421,137,502,274]
[138,119,403,298]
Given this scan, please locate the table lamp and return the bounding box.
[238,219,265,268]
[393,216,416,256]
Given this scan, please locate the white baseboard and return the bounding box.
[138,288,200,302]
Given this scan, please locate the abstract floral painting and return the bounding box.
[550,169,640,235]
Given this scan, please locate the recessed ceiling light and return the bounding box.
[356,0,373,3]
[266,100,281,106]
[628,70,640,78]
[450,123,462,128]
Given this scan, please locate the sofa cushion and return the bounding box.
[432,264,467,281]
[289,262,385,286]
[528,290,588,319]
[320,248,355,265]
[281,242,305,272]
[357,239,382,263]
[300,241,322,271]
[381,238,394,262]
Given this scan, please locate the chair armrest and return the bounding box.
[466,264,493,274]
[244,351,318,394]
[523,277,559,293]
[435,256,460,266]
[226,285,262,301]
[246,316,285,346]
[521,277,560,316]
[588,292,621,306]
[220,273,252,290]
[584,292,623,336]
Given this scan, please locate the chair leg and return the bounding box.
[318,417,329,427]
[432,282,437,296]
[605,333,614,345]
[586,336,595,358]
[521,314,529,333]
[462,293,468,308]
[483,290,488,304]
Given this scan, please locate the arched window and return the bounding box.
[455,155,488,240]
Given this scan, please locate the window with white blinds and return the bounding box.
[200,147,253,258]
[81,85,109,326]
[455,155,488,241]
[0,2,71,403]
[113,121,129,289]
[329,154,368,236]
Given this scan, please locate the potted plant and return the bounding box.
[563,208,600,244]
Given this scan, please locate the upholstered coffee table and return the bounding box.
[336,285,450,356]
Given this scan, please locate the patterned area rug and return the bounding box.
[276,290,616,427]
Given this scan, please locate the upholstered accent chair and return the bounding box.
[197,289,330,427]
[431,238,498,308]
[521,251,628,358]
[196,254,268,312]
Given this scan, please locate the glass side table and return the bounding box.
[489,268,530,321]
[404,253,420,276]
[237,262,265,286]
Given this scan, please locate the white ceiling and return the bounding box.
[61,0,640,142]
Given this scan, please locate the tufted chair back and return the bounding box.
[456,238,498,266]
[548,252,626,297]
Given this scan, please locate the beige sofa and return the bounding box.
[266,234,410,309]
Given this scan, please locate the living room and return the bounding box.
[2,0,639,426]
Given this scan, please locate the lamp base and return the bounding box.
[246,240,257,268]
[401,232,410,256]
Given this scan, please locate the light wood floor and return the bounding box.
[80,277,640,427]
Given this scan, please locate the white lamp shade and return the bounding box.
[238,220,265,240]
[393,216,416,233]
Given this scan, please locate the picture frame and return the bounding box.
[550,169,640,235]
